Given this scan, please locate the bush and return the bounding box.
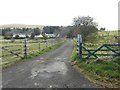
[43,35,48,40]
[26,35,29,38]
[31,33,35,39]
[4,36,12,39]
[14,35,19,39]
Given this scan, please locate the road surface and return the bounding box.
[2,39,102,88]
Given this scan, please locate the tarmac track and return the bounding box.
[2,39,102,88]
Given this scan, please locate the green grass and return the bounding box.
[1,38,65,69]
[1,39,56,59]
[71,31,120,88]
[2,41,65,69]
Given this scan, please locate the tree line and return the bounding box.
[1,16,103,42]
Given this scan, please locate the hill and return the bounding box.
[0,24,44,29]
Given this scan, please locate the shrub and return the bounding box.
[43,35,48,40]
[14,35,19,39]
[31,33,35,39]
[4,36,12,39]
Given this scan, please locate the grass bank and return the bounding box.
[71,31,120,88]
[2,41,65,69]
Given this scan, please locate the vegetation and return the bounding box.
[100,27,106,31]
[71,31,120,88]
[4,36,13,39]
[1,27,42,37]
[72,16,98,42]
[1,38,65,69]
[43,26,61,34]
[0,25,69,39]
[30,33,35,39]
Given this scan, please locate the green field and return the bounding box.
[0,38,65,68]
[71,30,120,88]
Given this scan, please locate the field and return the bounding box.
[71,30,120,88]
[0,37,65,68]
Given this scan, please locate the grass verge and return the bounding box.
[71,39,120,88]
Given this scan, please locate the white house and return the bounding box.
[13,34,31,38]
[45,33,56,38]
[34,34,43,38]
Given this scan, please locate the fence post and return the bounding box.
[24,37,27,58]
[39,40,40,51]
[53,39,54,45]
[46,40,47,48]
[77,34,82,59]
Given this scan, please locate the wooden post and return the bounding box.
[46,40,47,48]
[77,34,82,59]
[24,37,27,58]
[53,39,55,45]
[39,40,40,51]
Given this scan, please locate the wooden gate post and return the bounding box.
[77,34,82,59]
[46,40,47,48]
[24,37,27,58]
[39,40,40,51]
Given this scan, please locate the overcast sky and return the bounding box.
[0,0,119,30]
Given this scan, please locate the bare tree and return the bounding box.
[73,16,98,42]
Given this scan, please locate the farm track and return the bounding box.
[2,39,103,88]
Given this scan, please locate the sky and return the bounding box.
[0,0,119,30]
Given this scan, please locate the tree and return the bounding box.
[43,35,48,40]
[2,29,5,36]
[14,35,19,39]
[59,26,70,38]
[73,16,98,42]
[100,27,105,31]
[2,28,12,36]
[34,28,40,35]
[31,33,35,39]
[43,26,61,34]
[4,32,13,39]
[73,16,97,27]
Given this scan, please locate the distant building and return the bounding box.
[45,33,56,38]
[34,34,43,38]
[13,34,31,38]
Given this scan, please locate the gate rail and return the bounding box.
[77,34,120,59]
